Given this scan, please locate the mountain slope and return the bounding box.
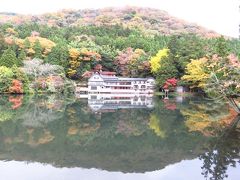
[0,7,219,37]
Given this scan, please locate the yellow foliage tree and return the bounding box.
[27,37,55,48]
[15,38,24,49]
[25,36,56,55]
[69,48,80,60]
[6,28,18,36]
[26,48,35,55]
[150,48,169,73]
[68,48,81,77]
[181,57,210,88]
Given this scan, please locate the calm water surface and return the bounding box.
[0,94,239,180]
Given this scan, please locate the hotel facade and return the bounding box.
[87,73,155,94]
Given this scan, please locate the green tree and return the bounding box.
[0,66,14,93]
[155,57,178,87]
[24,39,31,49]
[0,48,20,67]
[33,40,42,58]
[46,43,68,69]
[0,33,7,54]
[167,34,205,77]
[215,36,230,58]
[18,49,26,61]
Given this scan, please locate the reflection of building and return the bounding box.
[78,93,154,112]
[88,73,155,94]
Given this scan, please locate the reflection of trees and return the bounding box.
[148,97,186,138]
[0,94,75,126]
[0,95,239,175]
[179,97,240,179]
[180,98,238,136]
[114,109,149,137]
[0,96,210,172]
[199,116,240,180]
[0,95,26,122]
[65,101,151,146]
[20,95,74,127]
[0,94,75,148]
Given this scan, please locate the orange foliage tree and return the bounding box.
[9,79,23,94]
[67,48,101,78]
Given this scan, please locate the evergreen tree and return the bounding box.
[215,36,229,57]
[46,43,68,68]
[33,40,42,58]
[0,48,20,67]
[18,49,27,61]
[167,34,205,78]
[24,39,31,49]
[155,57,178,87]
[0,33,7,54]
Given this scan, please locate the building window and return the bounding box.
[91,86,97,90]
[91,96,97,99]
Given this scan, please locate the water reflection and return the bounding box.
[0,94,239,179]
[77,93,154,112]
[199,116,240,180]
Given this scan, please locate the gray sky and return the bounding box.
[0,0,239,37]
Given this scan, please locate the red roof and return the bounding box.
[82,71,92,78]
[100,72,116,75]
[82,71,116,78]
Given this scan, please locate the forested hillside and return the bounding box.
[0,7,219,37]
[0,7,239,95]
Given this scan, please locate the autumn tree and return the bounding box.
[181,57,209,89]
[114,47,149,77]
[67,48,80,78]
[182,54,240,114]
[206,55,240,114]
[150,48,169,73]
[67,48,101,79]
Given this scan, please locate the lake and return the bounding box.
[0,94,239,180]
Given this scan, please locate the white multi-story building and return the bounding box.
[88,73,155,94]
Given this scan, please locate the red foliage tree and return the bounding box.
[163,78,178,90]
[9,79,23,94]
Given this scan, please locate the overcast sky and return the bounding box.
[0,0,239,37]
